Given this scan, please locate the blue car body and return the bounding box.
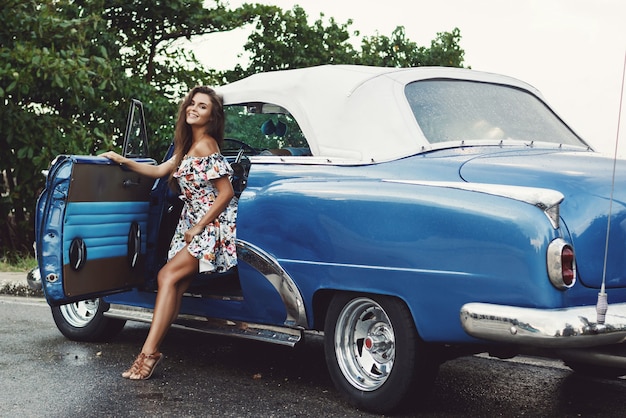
[33,65,626,412]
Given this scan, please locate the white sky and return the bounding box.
[190,0,626,156]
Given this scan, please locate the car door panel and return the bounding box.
[39,157,155,304]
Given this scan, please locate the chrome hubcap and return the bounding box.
[334,297,395,391]
[59,299,99,328]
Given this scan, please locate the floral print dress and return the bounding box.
[167,154,238,273]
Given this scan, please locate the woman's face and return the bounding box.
[186,92,212,127]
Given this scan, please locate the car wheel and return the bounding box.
[51,298,126,342]
[324,293,439,413]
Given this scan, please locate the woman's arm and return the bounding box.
[100,151,173,179]
[184,176,235,244]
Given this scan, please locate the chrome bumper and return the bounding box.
[460,302,626,348]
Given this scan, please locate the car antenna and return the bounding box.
[598,51,626,324]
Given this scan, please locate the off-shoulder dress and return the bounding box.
[167,154,238,273]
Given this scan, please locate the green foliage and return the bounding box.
[0,0,258,255]
[0,253,37,272]
[223,6,465,82]
[0,0,116,253]
[224,105,307,151]
[359,27,465,68]
[0,0,467,257]
[223,5,359,81]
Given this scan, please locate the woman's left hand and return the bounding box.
[184,224,205,244]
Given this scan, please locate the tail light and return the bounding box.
[547,238,576,289]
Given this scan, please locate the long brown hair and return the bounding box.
[169,86,225,187]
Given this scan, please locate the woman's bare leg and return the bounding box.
[170,275,194,325]
[124,249,198,379]
[141,249,198,355]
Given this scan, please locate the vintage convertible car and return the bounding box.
[32,65,626,413]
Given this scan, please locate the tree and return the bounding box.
[103,0,266,93]
[223,6,465,82]
[415,27,466,67]
[0,0,114,254]
[359,26,465,68]
[0,0,265,256]
[0,0,467,257]
[223,5,359,81]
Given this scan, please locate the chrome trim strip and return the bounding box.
[282,257,473,275]
[237,240,307,328]
[384,180,564,228]
[105,305,302,347]
[460,302,626,347]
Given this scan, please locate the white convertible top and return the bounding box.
[217,65,544,163]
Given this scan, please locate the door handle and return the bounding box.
[123,179,141,188]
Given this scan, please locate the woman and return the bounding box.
[101,86,237,380]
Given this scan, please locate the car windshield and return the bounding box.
[224,104,308,151]
[405,79,586,147]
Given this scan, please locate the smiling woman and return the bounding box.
[99,86,238,380]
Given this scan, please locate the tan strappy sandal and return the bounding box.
[122,352,163,380]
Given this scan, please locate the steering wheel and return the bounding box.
[223,138,258,163]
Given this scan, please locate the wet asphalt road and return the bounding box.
[3,295,626,418]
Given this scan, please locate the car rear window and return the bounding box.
[405,79,586,147]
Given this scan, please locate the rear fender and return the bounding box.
[239,178,566,340]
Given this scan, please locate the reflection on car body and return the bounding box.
[32,65,626,413]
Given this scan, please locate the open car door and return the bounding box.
[37,100,156,305]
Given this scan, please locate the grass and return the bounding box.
[0,254,38,272]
